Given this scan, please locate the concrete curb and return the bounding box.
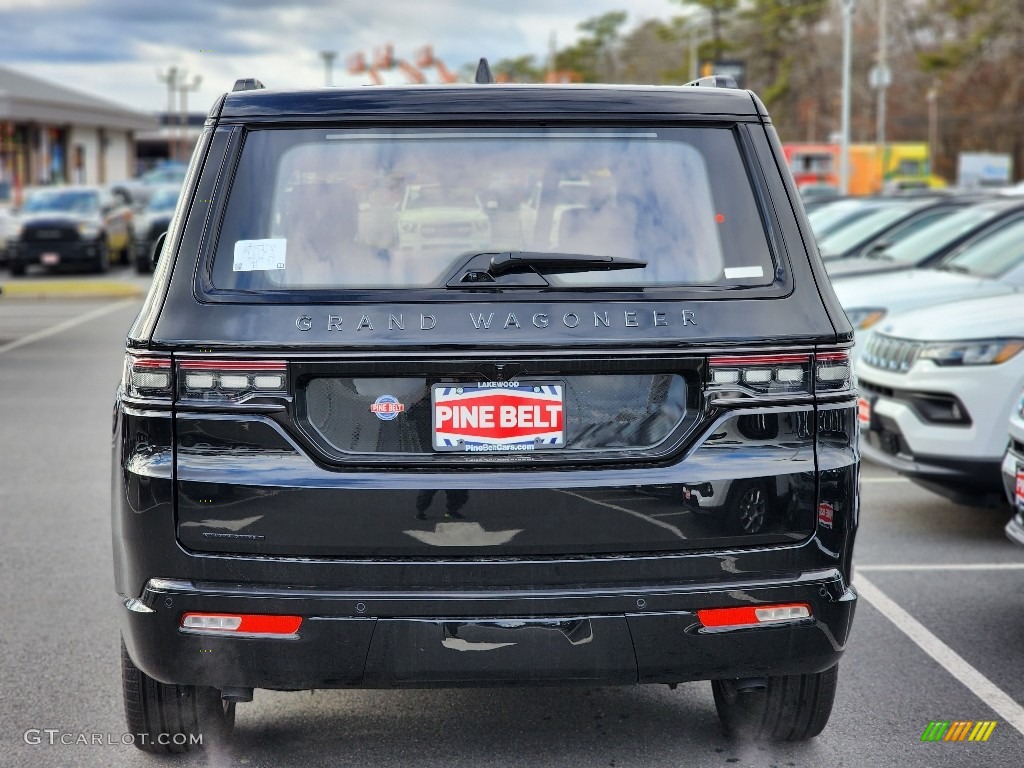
[0,280,146,300]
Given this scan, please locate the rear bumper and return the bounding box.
[121,570,856,690]
[8,239,99,266]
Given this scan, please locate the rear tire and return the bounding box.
[712,665,839,741]
[121,638,235,753]
[93,242,110,274]
[9,262,25,276]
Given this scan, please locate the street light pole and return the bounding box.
[320,51,337,87]
[876,0,888,149]
[157,66,179,162]
[839,0,856,195]
[177,75,202,163]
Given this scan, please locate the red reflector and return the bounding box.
[132,358,171,369]
[709,354,810,366]
[697,603,811,628]
[816,351,850,363]
[180,613,302,635]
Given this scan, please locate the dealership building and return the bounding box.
[0,65,156,197]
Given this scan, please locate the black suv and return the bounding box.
[113,75,858,752]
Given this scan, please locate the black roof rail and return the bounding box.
[474,58,495,84]
[232,78,265,92]
[684,75,738,89]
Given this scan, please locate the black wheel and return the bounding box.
[93,241,110,274]
[726,481,770,534]
[135,247,151,274]
[712,665,839,742]
[121,638,235,753]
[9,262,25,276]
[122,231,136,265]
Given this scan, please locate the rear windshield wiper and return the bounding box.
[446,251,647,287]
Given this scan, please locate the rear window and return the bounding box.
[209,127,775,291]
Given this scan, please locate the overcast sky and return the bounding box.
[0,0,688,115]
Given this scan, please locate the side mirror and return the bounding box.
[151,231,167,268]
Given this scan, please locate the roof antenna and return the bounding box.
[474,58,495,84]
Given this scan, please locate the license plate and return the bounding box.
[1016,462,1024,510]
[41,252,60,265]
[432,382,564,452]
[857,396,872,426]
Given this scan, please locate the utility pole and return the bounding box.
[839,0,856,195]
[177,74,202,163]
[156,66,179,161]
[875,0,888,148]
[320,51,337,87]
[927,80,940,169]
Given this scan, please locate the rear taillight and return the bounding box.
[815,350,852,393]
[707,353,812,397]
[123,354,173,400]
[177,359,288,401]
[706,349,852,399]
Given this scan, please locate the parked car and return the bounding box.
[394,183,492,280]
[112,162,189,212]
[0,203,15,266]
[132,184,180,273]
[817,194,987,263]
[827,197,1024,280]
[5,186,132,275]
[857,291,1024,506]
[112,75,859,752]
[1003,387,1024,544]
[807,195,940,241]
[833,211,1024,346]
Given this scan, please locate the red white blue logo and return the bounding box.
[370,395,405,421]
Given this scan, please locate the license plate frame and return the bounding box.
[431,381,565,452]
[40,252,61,266]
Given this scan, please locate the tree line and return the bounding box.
[481,1,1024,182]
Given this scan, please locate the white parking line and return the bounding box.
[856,576,1024,738]
[858,564,1024,572]
[555,489,687,539]
[0,299,136,356]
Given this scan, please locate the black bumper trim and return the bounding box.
[120,571,856,690]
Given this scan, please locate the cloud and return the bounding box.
[1,0,684,111]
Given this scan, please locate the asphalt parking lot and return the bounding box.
[1,273,1022,768]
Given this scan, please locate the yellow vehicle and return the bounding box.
[848,143,946,195]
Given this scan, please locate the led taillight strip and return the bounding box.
[127,356,173,395]
[707,353,811,389]
[178,359,289,394]
[697,603,811,628]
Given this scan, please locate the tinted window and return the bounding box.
[23,189,99,214]
[816,202,918,255]
[884,204,1003,264]
[210,127,775,291]
[942,216,1024,277]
